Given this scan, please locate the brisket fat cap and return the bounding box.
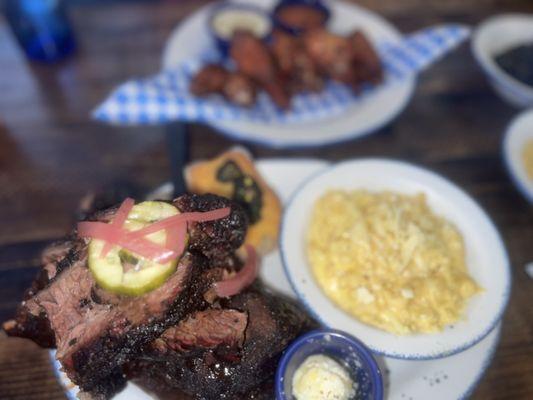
[3,194,248,398]
[129,286,318,400]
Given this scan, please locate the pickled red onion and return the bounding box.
[165,222,187,257]
[78,221,178,263]
[126,207,230,241]
[100,198,135,257]
[77,203,230,264]
[213,245,259,298]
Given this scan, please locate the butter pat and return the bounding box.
[292,354,356,400]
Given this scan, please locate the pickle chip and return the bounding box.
[88,201,182,296]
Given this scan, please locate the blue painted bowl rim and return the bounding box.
[275,328,384,400]
[279,158,512,360]
[502,108,533,203]
[272,0,331,35]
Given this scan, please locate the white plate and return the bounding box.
[280,159,510,360]
[503,108,533,202]
[162,0,415,148]
[52,159,501,400]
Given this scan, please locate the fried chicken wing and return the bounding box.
[262,80,291,109]
[271,30,324,93]
[304,28,383,90]
[230,31,277,83]
[303,28,355,85]
[190,28,383,109]
[271,30,295,77]
[230,31,291,109]
[349,30,383,84]
[190,64,228,96]
[223,73,257,107]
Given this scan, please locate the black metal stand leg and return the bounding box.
[165,122,189,197]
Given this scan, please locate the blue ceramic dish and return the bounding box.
[275,329,383,400]
[272,0,330,36]
[208,2,272,57]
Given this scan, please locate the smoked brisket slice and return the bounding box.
[3,194,247,399]
[3,238,85,348]
[128,285,317,400]
[152,308,248,353]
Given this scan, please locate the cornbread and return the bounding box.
[522,138,533,180]
[307,190,481,335]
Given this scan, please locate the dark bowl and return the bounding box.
[275,329,384,400]
[272,0,331,36]
[208,2,272,57]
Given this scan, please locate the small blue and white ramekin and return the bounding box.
[472,13,533,108]
[275,329,384,400]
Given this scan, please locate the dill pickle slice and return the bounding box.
[88,201,182,296]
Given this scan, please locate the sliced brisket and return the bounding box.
[128,285,317,400]
[3,194,247,399]
[153,308,247,353]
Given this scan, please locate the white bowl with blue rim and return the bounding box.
[472,13,533,108]
[280,158,511,360]
[275,329,383,400]
[503,108,533,203]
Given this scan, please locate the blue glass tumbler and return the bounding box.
[4,0,76,62]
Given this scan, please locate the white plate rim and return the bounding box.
[503,108,533,203]
[161,0,416,149]
[279,158,511,360]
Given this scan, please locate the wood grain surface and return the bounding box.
[0,0,532,399]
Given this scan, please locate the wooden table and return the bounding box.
[0,0,532,398]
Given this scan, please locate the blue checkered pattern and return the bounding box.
[93,24,470,125]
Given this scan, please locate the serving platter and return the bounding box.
[162,0,415,148]
[51,159,501,400]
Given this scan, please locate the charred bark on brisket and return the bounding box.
[128,285,317,400]
[3,194,248,399]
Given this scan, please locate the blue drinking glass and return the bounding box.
[4,0,76,62]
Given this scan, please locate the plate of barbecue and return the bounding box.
[162,0,416,148]
[3,151,502,400]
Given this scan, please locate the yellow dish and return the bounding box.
[307,190,481,335]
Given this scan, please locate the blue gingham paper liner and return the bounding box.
[94,24,470,125]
